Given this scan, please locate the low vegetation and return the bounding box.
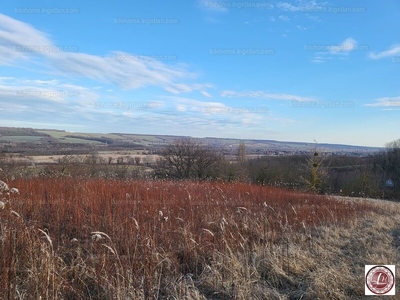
[1,178,399,299]
[0,133,399,298]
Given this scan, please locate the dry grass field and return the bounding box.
[11,152,160,165]
[0,178,399,299]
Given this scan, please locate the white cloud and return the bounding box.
[277,1,329,12]
[0,78,103,123]
[176,105,187,112]
[308,38,363,63]
[305,14,321,22]
[0,78,97,104]
[365,96,400,107]
[0,13,210,95]
[0,14,53,64]
[277,2,302,11]
[221,90,315,102]
[329,38,358,54]
[168,96,226,112]
[369,44,400,60]
[201,90,212,97]
[163,96,269,128]
[279,15,290,21]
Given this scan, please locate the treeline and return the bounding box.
[0,127,50,137]
[252,141,399,199]
[0,138,399,199]
[154,138,399,200]
[64,135,119,144]
[0,153,150,180]
[0,141,95,156]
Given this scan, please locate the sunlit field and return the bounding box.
[1,178,398,299]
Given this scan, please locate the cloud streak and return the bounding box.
[369,45,400,60]
[221,90,315,102]
[0,14,53,64]
[0,14,210,94]
[277,1,329,12]
[307,38,365,63]
[365,96,400,107]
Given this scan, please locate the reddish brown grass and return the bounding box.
[0,178,384,299]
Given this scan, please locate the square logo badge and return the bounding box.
[365,265,395,295]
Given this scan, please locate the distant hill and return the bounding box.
[0,127,50,137]
[0,126,383,156]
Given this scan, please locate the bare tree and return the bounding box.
[160,138,222,180]
[161,138,196,178]
[192,146,223,179]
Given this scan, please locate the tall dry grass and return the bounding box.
[0,178,398,299]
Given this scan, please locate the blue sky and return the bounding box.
[0,0,399,147]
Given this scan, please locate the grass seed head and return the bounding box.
[10,188,19,194]
[0,180,9,193]
[91,233,103,241]
[202,228,214,237]
[38,229,53,248]
[11,210,21,218]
